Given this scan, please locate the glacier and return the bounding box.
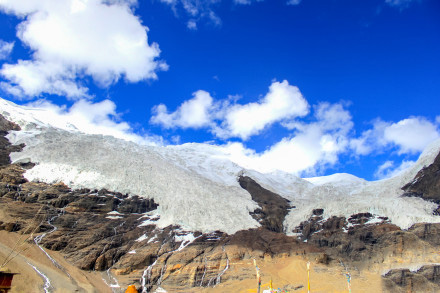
[1,97,440,234]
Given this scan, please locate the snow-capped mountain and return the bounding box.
[1,97,439,235]
[2,97,440,293]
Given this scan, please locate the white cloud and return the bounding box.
[25,98,163,145]
[187,20,197,30]
[384,118,440,154]
[0,40,14,60]
[1,60,89,98]
[351,117,439,155]
[286,0,301,5]
[223,102,353,175]
[150,80,309,140]
[374,160,415,179]
[150,90,214,129]
[220,80,309,140]
[0,0,166,98]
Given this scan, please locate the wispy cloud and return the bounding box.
[374,160,415,179]
[0,40,14,60]
[286,0,301,6]
[0,0,166,99]
[158,0,222,29]
[385,0,419,9]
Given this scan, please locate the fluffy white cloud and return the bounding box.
[150,90,214,129]
[150,80,309,140]
[384,118,440,154]
[221,80,309,140]
[351,117,440,155]
[0,0,166,98]
[1,60,89,98]
[25,98,163,145]
[0,40,14,60]
[222,102,353,174]
[374,160,415,179]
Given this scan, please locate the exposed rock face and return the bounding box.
[402,151,440,204]
[383,265,440,293]
[239,176,291,233]
[0,115,22,166]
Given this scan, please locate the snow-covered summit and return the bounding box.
[304,173,367,186]
[1,98,440,234]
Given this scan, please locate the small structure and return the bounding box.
[0,271,17,293]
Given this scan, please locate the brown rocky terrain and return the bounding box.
[1,113,440,292]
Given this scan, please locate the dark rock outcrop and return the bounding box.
[0,114,22,166]
[402,151,440,204]
[239,175,291,233]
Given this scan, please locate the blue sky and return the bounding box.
[0,0,439,180]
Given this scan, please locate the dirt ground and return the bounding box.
[178,256,383,293]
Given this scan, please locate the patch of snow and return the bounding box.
[174,232,201,251]
[107,211,123,215]
[147,235,158,244]
[139,215,161,227]
[106,216,123,220]
[365,216,386,225]
[128,250,136,254]
[136,234,148,242]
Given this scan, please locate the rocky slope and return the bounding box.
[1,112,440,292]
[403,151,440,205]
